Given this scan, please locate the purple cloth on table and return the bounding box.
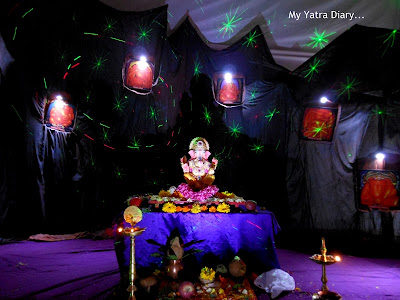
[114,210,281,273]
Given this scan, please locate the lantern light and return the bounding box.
[334,256,341,262]
[375,153,385,160]
[224,72,233,83]
[138,56,148,70]
[320,96,329,103]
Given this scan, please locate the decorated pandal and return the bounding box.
[113,137,284,299]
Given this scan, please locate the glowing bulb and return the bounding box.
[138,56,148,70]
[117,227,123,232]
[320,96,329,103]
[54,99,66,110]
[375,153,385,160]
[334,255,341,262]
[224,72,233,83]
[56,95,63,100]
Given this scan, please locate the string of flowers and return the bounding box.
[161,201,231,213]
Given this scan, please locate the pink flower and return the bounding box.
[176,183,219,201]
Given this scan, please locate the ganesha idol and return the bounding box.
[180,137,218,191]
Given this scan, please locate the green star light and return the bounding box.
[114,166,125,179]
[265,108,280,122]
[103,17,117,34]
[379,29,398,56]
[148,106,159,122]
[242,30,262,47]
[304,58,324,81]
[305,28,336,49]
[194,59,202,78]
[202,106,212,125]
[92,55,108,72]
[338,76,359,100]
[250,142,264,154]
[113,97,127,112]
[218,6,247,39]
[101,128,110,143]
[128,137,141,150]
[228,121,243,138]
[137,24,153,42]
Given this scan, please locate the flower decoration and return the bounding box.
[201,205,208,211]
[217,202,230,213]
[200,267,216,281]
[182,206,191,212]
[190,203,202,213]
[162,202,177,213]
[209,206,217,213]
[176,206,183,212]
[176,183,218,201]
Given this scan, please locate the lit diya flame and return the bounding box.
[334,256,341,262]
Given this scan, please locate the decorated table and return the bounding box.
[113,209,281,275]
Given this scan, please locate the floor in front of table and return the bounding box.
[0,237,399,300]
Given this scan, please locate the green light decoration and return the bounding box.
[112,95,127,112]
[337,76,359,100]
[218,6,247,39]
[242,30,262,47]
[228,121,243,138]
[371,105,394,124]
[22,8,33,19]
[114,166,125,179]
[194,58,202,78]
[148,106,159,122]
[265,108,280,122]
[43,77,47,89]
[92,55,108,72]
[248,87,258,103]
[304,121,330,138]
[304,58,324,81]
[137,24,153,42]
[202,106,212,125]
[57,49,69,65]
[101,128,110,143]
[379,29,398,56]
[84,89,92,103]
[128,137,141,150]
[13,27,17,40]
[250,141,264,154]
[305,28,336,49]
[89,155,96,169]
[103,17,117,34]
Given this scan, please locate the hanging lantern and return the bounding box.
[356,153,400,211]
[123,55,155,94]
[301,106,339,141]
[213,72,245,107]
[44,93,75,132]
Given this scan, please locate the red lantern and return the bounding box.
[123,57,155,94]
[213,72,245,107]
[301,107,338,141]
[44,93,75,132]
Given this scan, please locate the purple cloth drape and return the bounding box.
[114,210,281,273]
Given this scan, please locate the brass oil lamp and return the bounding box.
[310,238,342,300]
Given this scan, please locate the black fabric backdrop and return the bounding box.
[0,0,399,241]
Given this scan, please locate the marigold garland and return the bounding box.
[162,202,177,213]
[217,202,230,213]
[176,206,183,212]
[201,205,208,211]
[182,206,191,212]
[190,203,202,213]
[209,206,217,213]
